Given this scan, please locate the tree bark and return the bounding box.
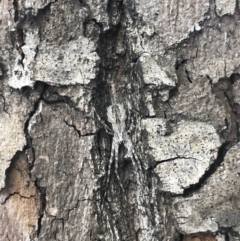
[0,0,240,240]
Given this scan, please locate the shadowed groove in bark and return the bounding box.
[35,179,46,238]
[0,93,9,115]
[21,83,47,238]
[13,0,19,22]
[23,84,44,137]
[183,142,230,197]
[1,191,37,205]
[16,28,25,68]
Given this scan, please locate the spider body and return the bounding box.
[107,104,127,142]
[96,103,142,199]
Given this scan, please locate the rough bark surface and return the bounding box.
[0,0,240,240]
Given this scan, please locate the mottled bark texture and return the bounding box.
[0,0,240,240]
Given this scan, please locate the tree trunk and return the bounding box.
[0,0,240,240]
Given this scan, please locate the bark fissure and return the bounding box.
[0,93,10,115]
[23,84,46,153]
[16,28,25,68]
[35,0,58,18]
[154,156,197,168]
[64,120,96,137]
[64,120,82,137]
[35,179,47,238]
[13,0,19,22]
[183,142,230,197]
[1,192,37,205]
[21,84,47,239]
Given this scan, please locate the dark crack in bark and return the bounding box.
[183,142,230,197]
[22,83,47,238]
[34,178,47,238]
[13,0,19,22]
[23,83,46,153]
[0,93,10,115]
[64,120,96,137]
[154,156,198,168]
[16,28,25,68]
[1,192,37,205]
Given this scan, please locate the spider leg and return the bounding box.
[114,142,125,195]
[126,109,133,134]
[103,139,115,202]
[94,108,113,135]
[124,137,143,184]
[124,137,142,170]
[126,104,136,135]
[126,108,131,131]
[132,147,143,170]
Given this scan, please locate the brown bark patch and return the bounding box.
[0,153,40,240]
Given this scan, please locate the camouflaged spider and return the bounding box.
[95,103,142,197]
